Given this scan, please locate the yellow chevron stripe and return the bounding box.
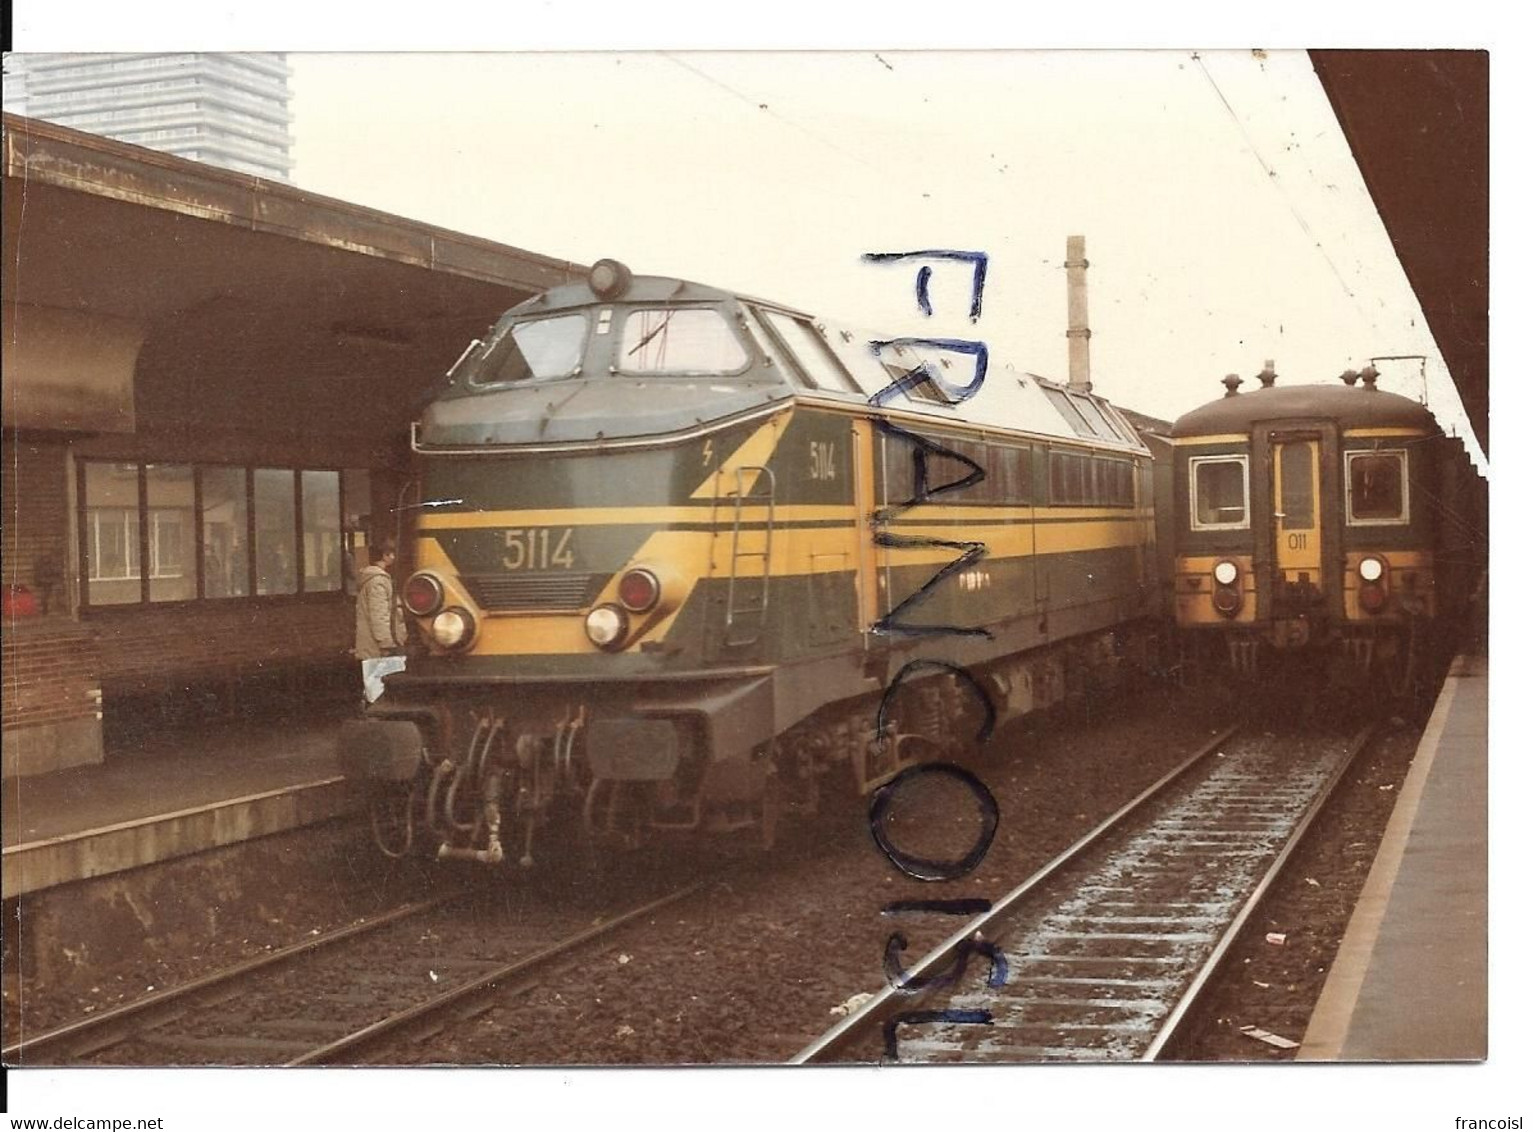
[690,409,794,500]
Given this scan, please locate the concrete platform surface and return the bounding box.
[1298,653,1487,1060]
[2,710,359,899]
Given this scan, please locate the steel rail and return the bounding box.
[1141,722,1379,1060]
[4,889,468,1065]
[287,880,706,1065]
[791,723,1242,1064]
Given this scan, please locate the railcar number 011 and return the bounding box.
[502,527,576,571]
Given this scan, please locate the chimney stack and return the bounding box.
[1065,235,1092,393]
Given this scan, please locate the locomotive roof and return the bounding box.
[1169,381,1439,437]
[515,273,808,317]
[420,266,1147,454]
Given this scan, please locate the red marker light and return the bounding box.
[617,568,661,613]
[402,573,444,616]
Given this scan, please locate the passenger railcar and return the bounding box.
[1168,363,1485,690]
[339,260,1160,865]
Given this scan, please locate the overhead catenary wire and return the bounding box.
[1191,52,1380,343]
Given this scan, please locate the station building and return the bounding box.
[2,112,580,779]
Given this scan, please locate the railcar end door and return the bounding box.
[1271,434,1324,618]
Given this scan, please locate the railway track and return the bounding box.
[794,721,1376,1063]
[5,879,702,1066]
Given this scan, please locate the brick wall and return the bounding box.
[1,435,70,610]
[90,597,353,685]
[1,620,101,732]
[2,432,356,738]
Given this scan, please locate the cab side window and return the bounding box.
[1347,451,1408,523]
[1190,456,1249,529]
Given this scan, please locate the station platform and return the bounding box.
[1298,651,1488,1061]
[2,705,363,900]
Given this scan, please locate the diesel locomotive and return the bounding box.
[339,259,1160,865]
[1168,363,1486,690]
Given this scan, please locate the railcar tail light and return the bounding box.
[403,572,445,616]
[1211,559,1241,618]
[585,604,629,650]
[1359,584,1389,614]
[617,568,661,613]
[430,607,475,649]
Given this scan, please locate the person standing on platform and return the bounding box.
[355,538,407,705]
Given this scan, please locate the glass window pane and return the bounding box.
[618,308,748,375]
[1194,459,1247,527]
[342,468,371,596]
[254,468,297,595]
[303,471,342,593]
[1070,393,1119,441]
[1280,444,1315,529]
[1350,453,1405,521]
[145,464,196,602]
[83,462,141,605]
[761,311,859,393]
[202,467,250,597]
[470,314,588,385]
[1043,388,1094,438]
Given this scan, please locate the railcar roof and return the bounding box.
[1169,382,1439,437]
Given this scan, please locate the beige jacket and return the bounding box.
[354,565,405,659]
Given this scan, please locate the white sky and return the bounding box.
[284,49,1487,471]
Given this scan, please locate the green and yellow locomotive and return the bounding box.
[1169,363,1485,689]
[340,260,1159,865]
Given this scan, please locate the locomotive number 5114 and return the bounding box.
[502,527,576,571]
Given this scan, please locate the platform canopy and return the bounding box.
[2,112,582,449]
[1310,50,1489,457]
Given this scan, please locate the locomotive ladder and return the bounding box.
[722,464,777,647]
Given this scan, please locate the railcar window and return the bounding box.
[1190,456,1249,529]
[1347,451,1408,523]
[1279,444,1315,529]
[470,314,587,385]
[618,308,749,375]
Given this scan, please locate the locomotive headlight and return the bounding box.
[430,607,475,649]
[584,603,629,650]
[1358,556,1385,583]
[589,258,633,301]
[402,572,445,617]
[1213,560,1239,586]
